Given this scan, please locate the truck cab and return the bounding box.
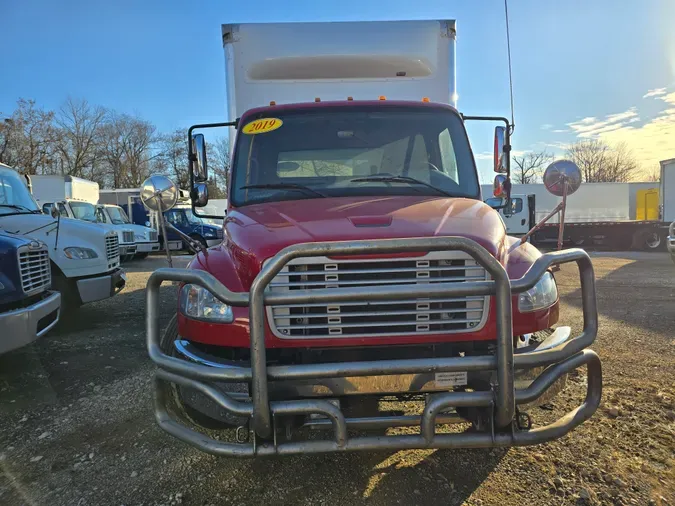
[145,20,601,457]
[0,164,125,312]
[41,199,137,261]
[162,205,223,250]
[485,194,536,238]
[95,204,159,258]
[0,231,61,355]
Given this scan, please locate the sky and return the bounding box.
[1,0,674,183]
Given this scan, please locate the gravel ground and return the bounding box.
[0,251,673,506]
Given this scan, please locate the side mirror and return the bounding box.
[191,183,209,207]
[50,206,60,219]
[493,174,507,197]
[191,134,208,183]
[493,126,508,173]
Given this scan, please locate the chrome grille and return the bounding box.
[148,230,158,242]
[122,231,134,243]
[18,245,51,295]
[267,252,489,339]
[105,235,119,261]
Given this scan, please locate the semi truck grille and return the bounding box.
[149,231,158,242]
[267,252,489,339]
[122,231,134,243]
[18,246,51,295]
[106,235,119,260]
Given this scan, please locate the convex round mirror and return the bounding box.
[140,175,178,212]
[543,160,582,197]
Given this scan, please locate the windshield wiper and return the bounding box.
[0,204,41,214]
[240,183,327,198]
[349,175,456,198]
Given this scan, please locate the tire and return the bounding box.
[158,315,245,430]
[643,230,663,251]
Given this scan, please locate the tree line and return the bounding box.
[0,98,229,197]
[511,138,645,185]
[1,97,649,191]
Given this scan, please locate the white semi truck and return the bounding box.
[484,160,675,249]
[0,163,125,312]
[29,175,153,260]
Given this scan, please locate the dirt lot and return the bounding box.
[1,251,673,506]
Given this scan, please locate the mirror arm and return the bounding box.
[187,121,237,221]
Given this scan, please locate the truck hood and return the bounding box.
[224,196,507,285]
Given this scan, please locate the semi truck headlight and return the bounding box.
[64,247,98,259]
[179,284,233,322]
[518,272,558,312]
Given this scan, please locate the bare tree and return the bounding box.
[0,99,56,174]
[154,129,189,189]
[644,168,660,182]
[512,150,553,184]
[99,112,156,188]
[208,136,230,197]
[566,139,638,182]
[54,97,106,182]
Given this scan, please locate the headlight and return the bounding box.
[204,231,216,238]
[518,272,558,312]
[63,247,98,259]
[179,284,233,322]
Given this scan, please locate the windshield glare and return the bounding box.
[70,201,97,222]
[107,206,130,224]
[0,168,40,214]
[231,106,479,207]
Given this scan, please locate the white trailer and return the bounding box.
[222,20,457,152]
[483,163,675,249]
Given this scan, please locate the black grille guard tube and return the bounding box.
[146,238,601,456]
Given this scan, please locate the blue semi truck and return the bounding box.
[99,190,223,251]
[0,231,61,355]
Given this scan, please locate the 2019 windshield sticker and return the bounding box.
[242,118,283,135]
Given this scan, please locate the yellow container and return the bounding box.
[636,188,659,221]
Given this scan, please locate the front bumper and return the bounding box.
[0,291,61,355]
[147,237,602,457]
[119,244,137,258]
[76,268,126,304]
[137,242,160,253]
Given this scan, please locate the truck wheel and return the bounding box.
[643,231,663,251]
[158,314,246,430]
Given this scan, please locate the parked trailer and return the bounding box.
[482,167,675,249]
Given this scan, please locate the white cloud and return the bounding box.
[566,90,675,173]
[474,152,493,161]
[540,123,553,130]
[567,107,639,138]
[643,87,667,98]
[551,129,568,133]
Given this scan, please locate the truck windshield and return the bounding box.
[107,206,130,224]
[0,167,41,215]
[231,105,479,207]
[70,201,97,222]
